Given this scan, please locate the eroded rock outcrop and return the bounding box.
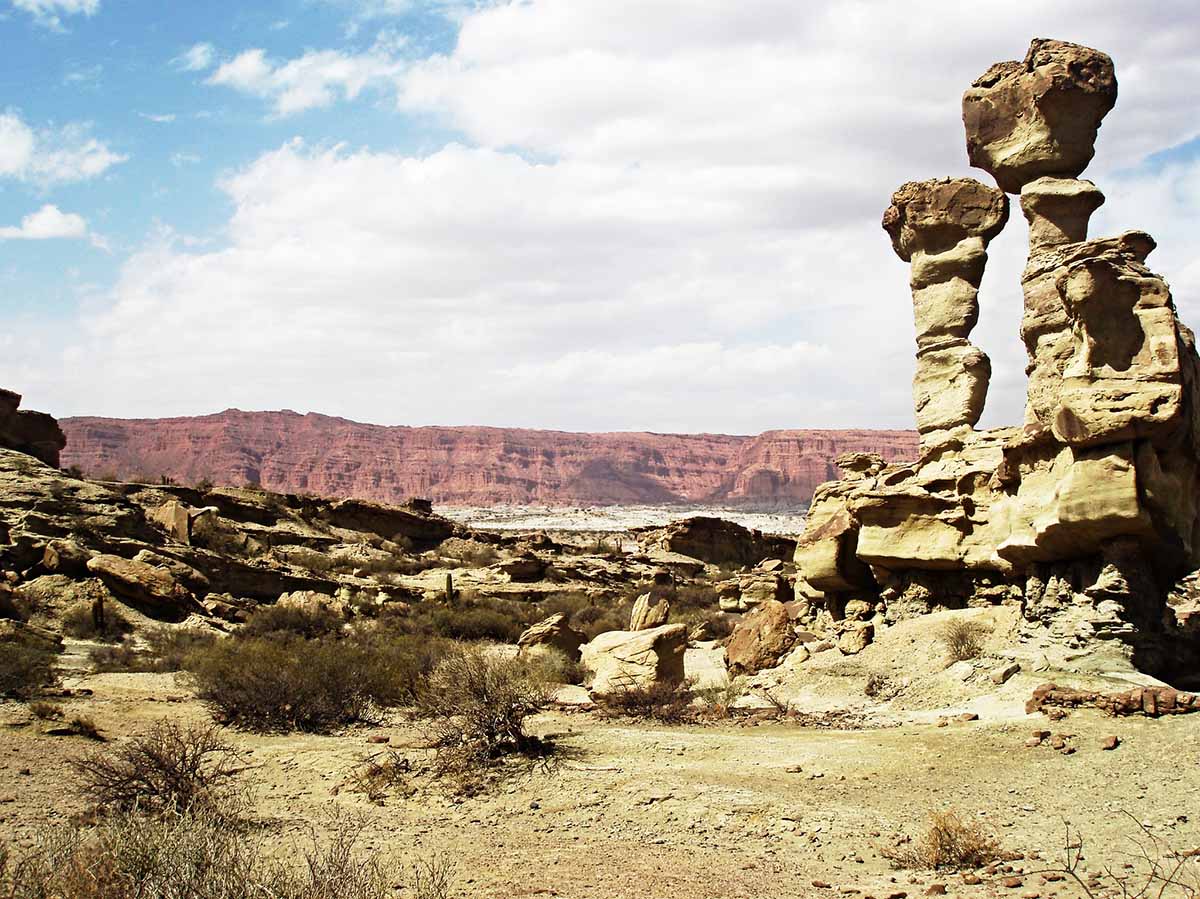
[792,38,1200,679]
[0,390,66,469]
[580,624,688,695]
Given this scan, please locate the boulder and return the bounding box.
[0,618,63,652]
[276,590,349,618]
[517,613,586,661]
[643,516,795,567]
[962,39,1117,194]
[498,553,548,582]
[85,554,197,618]
[42,539,93,576]
[148,499,191,544]
[837,622,874,655]
[580,624,688,695]
[629,592,670,630]
[725,599,797,676]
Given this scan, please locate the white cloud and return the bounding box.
[0,204,88,240]
[6,1,1200,433]
[173,42,215,72]
[138,112,176,124]
[206,44,404,116]
[170,151,201,167]
[11,0,98,29]
[0,112,125,185]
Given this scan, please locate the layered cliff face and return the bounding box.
[59,411,917,508]
[793,39,1200,679]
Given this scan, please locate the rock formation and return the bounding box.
[0,390,65,469]
[60,411,917,507]
[792,39,1200,679]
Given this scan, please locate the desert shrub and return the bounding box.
[347,632,449,707]
[70,720,240,816]
[410,855,457,899]
[27,701,63,721]
[598,679,697,724]
[0,645,57,698]
[386,598,530,644]
[882,810,1005,870]
[436,544,499,568]
[242,603,345,640]
[520,648,586,685]
[694,679,746,715]
[348,748,411,803]
[672,583,720,609]
[185,634,423,732]
[938,619,989,662]
[570,601,634,641]
[89,640,143,673]
[61,601,132,643]
[277,546,334,573]
[144,627,218,671]
[63,717,103,741]
[865,670,901,699]
[675,607,736,640]
[416,645,552,779]
[0,807,411,899]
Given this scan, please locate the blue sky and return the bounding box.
[1,1,1198,432]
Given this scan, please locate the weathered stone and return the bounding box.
[518,613,586,661]
[580,624,687,695]
[148,500,191,544]
[497,553,548,583]
[642,516,795,567]
[726,599,797,676]
[837,622,874,655]
[629,593,670,631]
[963,39,1117,194]
[0,389,66,468]
[85,554,197,618]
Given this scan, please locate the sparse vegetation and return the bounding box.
[882,810,1005,870]
[71,720,241,816]
[598,679,697,724]
[241,603,345,640]
[938,618,989,662]
[61,600,132,643]
[416,644,553,782]
[0,806,416,899]
[0,645,57,699]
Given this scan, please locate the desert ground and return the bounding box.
[4,607,1198,899]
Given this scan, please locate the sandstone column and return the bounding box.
[882,177,1009,449]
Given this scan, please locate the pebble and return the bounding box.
[1100,735,1120,750]
[1002,877,1024,889]
[925,884,947,896]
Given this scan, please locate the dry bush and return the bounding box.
[71,720,241,816]
[88,640,142,672]
[61,601,132,643]
[599,679,697,724]
[89,628,216,674]
[0,807,412,899]
[348,749,412,803]
[864,670,901,699]
[63,717,103,741]
[882,811,1005,870]
[0,645,57,698]
[570,601,635,641]
[384,598,530,643]
[242,603,346,640]
[938,618,989,662]
[520,647,586,686]
[27,701,63,721]
[410,855,457,899]
[417,645,553,780]
[185,633,430,732]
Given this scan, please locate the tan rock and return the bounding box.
[148,499,191,544]
[629,592,670,630]
[726,599,797,676]
[580,624,688,696]
[518,613,586,661]
[963,39,1117,194]
[85,553,197,617]
[838,622,874,655]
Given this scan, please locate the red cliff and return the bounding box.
[60,410,917,507]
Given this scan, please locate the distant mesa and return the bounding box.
[57,410,918,508]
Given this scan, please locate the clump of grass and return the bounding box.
[882,810,1005,870]
[27,701,64,721]
[938,618,989,662]
[70,720,240,816]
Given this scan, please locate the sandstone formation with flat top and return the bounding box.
[792,38,1200,678]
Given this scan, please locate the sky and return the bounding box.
[1,0,1198,434]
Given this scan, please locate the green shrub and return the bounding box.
[0,645,57,698]
[62,601,132,643]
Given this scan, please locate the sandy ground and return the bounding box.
[2,654,1199,899]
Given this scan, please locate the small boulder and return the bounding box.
[629,593,670,631]
[148,500,191,544]
[86,554,197,618]
[581,623,688,696]
[837,622,874,655]
[726,599,796,676]
[498,553,548,583]
[517,613,586,662]
[990,662,1021,685]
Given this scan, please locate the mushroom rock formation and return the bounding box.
[882,177,1008,449]
[792,39,1200,679]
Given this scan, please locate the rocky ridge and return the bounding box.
[59,411,917,507]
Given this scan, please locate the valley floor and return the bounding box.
[2,663,1198,899]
